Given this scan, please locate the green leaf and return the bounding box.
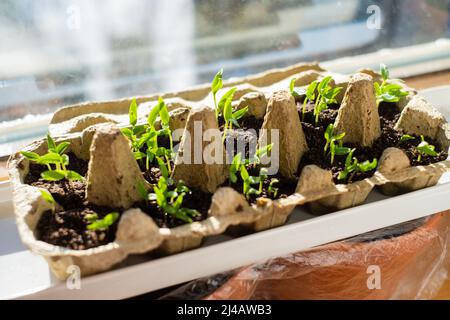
[417,141,438,156]
[121,128,134,140]
[318,76,332,93]
[85,213,99,223]
[324,124,333,141]
[334,147,352,156]
[159,97,170,126]
[255,144,273,160]
[337,170,348,181]
[157,157,169,178]
[229,172,238,184]
[240,166,249,181]
[219,87,237,120]
[306,81,317,100]
[37,153,63,165]
[289,78,297,94]
[137,181,148,200]
[87,212,120,231]
[66,170,84,181]
[134,151,146,160]
[211,69,223,95]
[358,159,378,172]
[380,63,389,81]
[41,170,66,181]
[400,134,415,142]
[55,142,70,155]
[129,98,138,127]
[39,189,55,205]
[247,187,260,196]
[232,106,248,120]
[47,134,56,152]
[61,154,69,167]
[248,176,260,185]
[21,151,40,162]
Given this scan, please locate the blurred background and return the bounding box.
[0,0,450,155]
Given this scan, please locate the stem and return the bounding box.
[222,121,228,143]
[213,94,218,120]
[314,93,322,126]
[301,99,307,121]
[165,155,172,174]
[418,153,422,162]
[46,164,51,171]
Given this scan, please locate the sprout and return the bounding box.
[337,149,378,182]
[313,76,342,126]
[39,189,56,213]
[21,134,83,182]
[137,178,200,224]
[211,69,224,120]
[416,135,438,162]
[374,64,409,106]
[86,212,120,231]
[324,124,351,164]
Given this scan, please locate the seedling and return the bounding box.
[267,178,279,198]
[290,78,318,121]
[337,149,378,182]
[229,144,276,200]
[211,69,224,120]
[86,212,119,231]
[221,87,248,142]
[122,97,174,173]
[374,64,409,106]
[400,134,415,142]
[137,178,200,223]
[39,189,56,213]
[416,135,438,162]
[313,76,342,126]
[21,134,84,181]
[324,124,351,164]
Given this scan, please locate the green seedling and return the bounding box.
[374,64,409,106]
[268,178,279,198]
[290,78,318,121]
[221,87,248,142]
[86,212,120,231]
[313,76,342,126]
[324,124,351,164]
[39,189,56,213]
[400,134,415,142]
[137,178,200,223]
[211,69,224,120]
[337,149,378,182]
[229,144,276,200]
[416,135,438,162]
[21,134,84,181]
[122,97,174,173]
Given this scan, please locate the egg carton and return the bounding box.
[8,62,450,279]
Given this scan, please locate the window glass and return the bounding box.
[0,0,449,132]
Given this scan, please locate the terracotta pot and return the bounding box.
[205,211,450,300]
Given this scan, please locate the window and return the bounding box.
[1,0,449,156]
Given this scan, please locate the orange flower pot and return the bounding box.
[205,211,450,300]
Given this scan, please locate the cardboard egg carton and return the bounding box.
[8,63,450,279]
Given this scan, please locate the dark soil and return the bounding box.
[226,164,297,205]
[218,115,265,163]
[297,101,448,184]
[25,152,88,185]
[24,153,119,250]
[218,115,264,132]
[136,187,212,228]
[37,206,119,250]
[25,153,88,209]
